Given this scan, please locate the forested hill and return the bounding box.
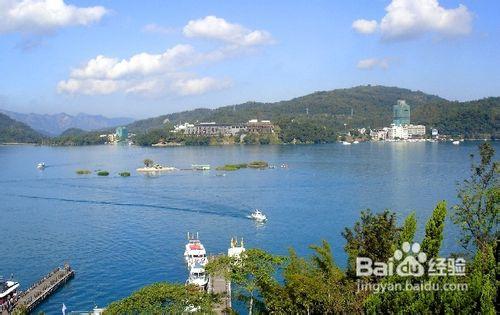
[0,113,44,143]
[127,85,445,131]
[127,85,498,138]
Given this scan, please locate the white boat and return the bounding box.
[184,233,208,268]
[353,140,359,144]
[0,277,20,309]
[136,164,177,172]
[452,140,460,145]
[249,209,267,222]
[37,162,45,170]
[186,263,208,288]
[342,141,351,145]
[192,164,210,171]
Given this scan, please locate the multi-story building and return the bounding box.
[184,119,275,136]
[370,128,389,141]
[185,122,246,136]
[115,126,128,142]
[393,100,411,126]
[246,119,274,134]
[406,124,426,137]
[388,125,409,140]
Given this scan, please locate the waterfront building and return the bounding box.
[407,124,426,137]
[184,119,275,136]
[115,126,128,142]
[173,122,195,133]
[393,100,411,126]
[246,119,274,134]
[388,125,409,140]
[370,128,389,141]
[185,122,246,136]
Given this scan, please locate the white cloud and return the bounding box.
[352,19,378,34]
[173,77,232,96]
[57,45,231,96]
[142,23,175,35]
[0,0,107,34]
[357,58,390,70]
[353,0,472,40]
[59,16,273,96]
[183,15,273,46]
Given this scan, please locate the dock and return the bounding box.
[207,256,232,315]
[11,264,74,314]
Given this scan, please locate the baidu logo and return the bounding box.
[356,242,465,277]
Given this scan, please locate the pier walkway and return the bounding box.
[207,256,231,315]
[11,264,74,314]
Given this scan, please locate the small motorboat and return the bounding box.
[353,140,359,144]
[249,209,267,222]
[37,162,46,170]
[342,141,351,145]
[452,140,460,145]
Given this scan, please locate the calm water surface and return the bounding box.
[0,142,496,313]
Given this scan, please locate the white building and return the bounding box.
[370,128,389,141]
[173,122,194,133]
[406,124,426,137]
[388,125,409,140]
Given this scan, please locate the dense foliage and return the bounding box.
[49,130,108,146]
[0,113,44,144]
[103,283,218,314]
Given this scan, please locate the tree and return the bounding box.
[453,142,499,251]
[143,158,154,167]
[421,201,447,259]
[342,209,400,277]
[399,212,417,245]
[206,249,284,315]
[103,282,218,314]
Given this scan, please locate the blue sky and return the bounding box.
[0,0,498,118]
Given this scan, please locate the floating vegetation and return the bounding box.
[119,171,131,177]
[216,163,248,171]
[247,161,269,169]
[216,161,268,171]
[97,170,109,176]
[76,169,91,175]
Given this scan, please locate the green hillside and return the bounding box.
[127,85,498,140]
[128,85,446,132]
[0,113,44,144]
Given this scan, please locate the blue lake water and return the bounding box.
[0,141,496,313]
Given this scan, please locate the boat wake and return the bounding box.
[13,194,245,219]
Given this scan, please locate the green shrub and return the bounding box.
[216,164,244,171]
[76,169,91,175]
[119,171,131,177]
[97,170,109,176]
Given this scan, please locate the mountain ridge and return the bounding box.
[0,109,134,136]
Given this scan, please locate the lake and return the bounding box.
[0,141,496,313]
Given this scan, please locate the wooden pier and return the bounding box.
[10,264,74,314]
[207,256,232,315]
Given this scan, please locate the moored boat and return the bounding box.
[136,164,177,172]
[192,164,210,171]
[37,162,45,170]
[186,263,208,289]
[0,277,20,313]
[184,233,208,268]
